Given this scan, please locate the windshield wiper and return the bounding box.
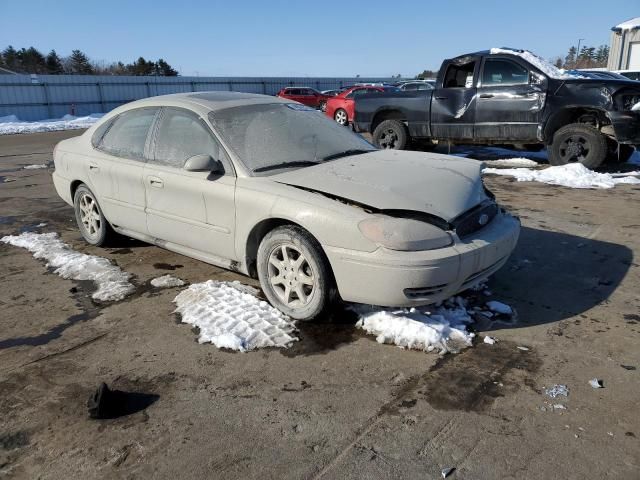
[253,160,320,173]
[321,149,371,162]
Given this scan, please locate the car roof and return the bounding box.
[112,91,291,114]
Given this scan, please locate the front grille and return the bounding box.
[452,202,498,238]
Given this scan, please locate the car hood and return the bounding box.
[270,150,487,222]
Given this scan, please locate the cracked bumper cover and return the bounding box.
[609,111,640,145]
[324,211,520,307]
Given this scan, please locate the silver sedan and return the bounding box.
[52,92,520,320]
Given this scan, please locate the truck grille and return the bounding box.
[452,202,498,238]
[621,94,640,111]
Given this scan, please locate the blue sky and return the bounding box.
[1,0,637,77]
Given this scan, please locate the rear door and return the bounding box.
[430,58,478,139]
[144,107,236,260]
[92,107,159,233]
[474,56,545,140]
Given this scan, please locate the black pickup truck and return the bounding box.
[353,48,640,168]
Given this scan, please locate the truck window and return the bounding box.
[443,61,476,88]
[482,59,529,86]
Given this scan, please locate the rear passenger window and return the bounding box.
[152,108,224,169]
[443,61,476,88]
[98,108,158,160]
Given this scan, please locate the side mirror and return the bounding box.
[184,154,223,173]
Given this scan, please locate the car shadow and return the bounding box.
[485,225,633,329]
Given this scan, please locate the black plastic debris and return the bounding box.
[87,382,159,419]
[621,365,636,371]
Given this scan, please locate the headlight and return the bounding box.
[358,215,452,251]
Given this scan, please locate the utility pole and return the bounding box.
[576,38,584,67]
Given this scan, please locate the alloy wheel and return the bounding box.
[335,110,348,125]
[267,243,316,308]
[379,128,399,149]
[78,192,102,241]
[559,135,591,163]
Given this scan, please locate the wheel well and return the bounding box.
[245,218,301,278]
[70,180,83,200]
[371,109,406,134]
[544,108,610,143]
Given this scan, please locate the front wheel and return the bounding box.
[372,119,409,150]
[548,123,608,169]
[257,226,334,320]
[334,108,348,126]
[73,184,115,246]
[319,100,327,112]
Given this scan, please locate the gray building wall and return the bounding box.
[608,26,640,70]
[0,75,397,121]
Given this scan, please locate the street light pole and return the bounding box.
[576,38,584,67]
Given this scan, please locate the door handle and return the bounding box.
[435,96,448,100]
[148,177,164,188]
[479,93,494,99]
[89,164,99,171]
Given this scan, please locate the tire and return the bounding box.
[319,100,327,112]
[608,143,636,163]
[372,119,409,150]
[257,225,334,320]
[73,184,115,246]
[334,108,348,126]
[548,123,608,169]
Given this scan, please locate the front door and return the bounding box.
[144,107,236,260]
[474,57,545,140]
[430,58,478,140]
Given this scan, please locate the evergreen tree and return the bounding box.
[128,57,155,75]
[564,46,577,69]
[68,49,94,74]
[155,58,178,76]
[45,49,64,74]
[2,45,20,72]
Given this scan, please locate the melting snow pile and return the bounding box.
[173,280,298,352]
[0,113,103,135]
[483,158,540,168]
[354,296,476,353]
[483,163,640,189]
[23,164,48,170]
[1,232,134,301]
[150,274,185,288]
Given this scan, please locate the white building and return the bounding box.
[608,17,640,71]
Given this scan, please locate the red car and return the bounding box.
[325,86,398,126]
[276,87,329,110]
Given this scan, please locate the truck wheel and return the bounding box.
[608,143,636,163]
[373,120,409,150]
[549,123,608,169]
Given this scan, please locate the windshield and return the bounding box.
[209,103,376,175]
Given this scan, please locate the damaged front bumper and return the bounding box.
[324,211,520,307]
[609,111,640,145]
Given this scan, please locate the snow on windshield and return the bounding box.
[209,104,374,174]
[490,48,580,80]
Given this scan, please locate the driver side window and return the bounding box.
[152,108,225,170]
[482,59,529,86]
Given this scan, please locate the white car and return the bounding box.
[52,92,520,319]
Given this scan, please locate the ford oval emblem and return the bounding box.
[478,213,489,226]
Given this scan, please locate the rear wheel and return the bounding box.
[257,226,334,320]
[334,108,348,126]
[73,184,115,246]
[373,119,409,150]
[548,123,608,169]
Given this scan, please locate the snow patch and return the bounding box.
[490,48,579,79]
[150,274,185,288]
[483,158,540,168]
[354,297,476,353]
[615,17,640,31]
[483,163,640,189]
[173,280,298,352]
[1,232,134,301]
[23,164,48,170]
[0,113,103,135]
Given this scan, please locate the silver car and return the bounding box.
[52,92,520,320]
